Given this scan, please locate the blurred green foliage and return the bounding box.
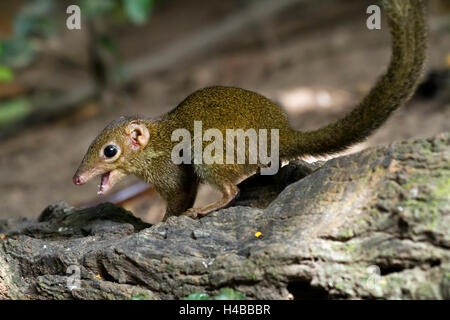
[0,0,158,130]
[80,0,156,24]
[79,0,158,83]
[0,0,157,69]
[0,65,14,82]
[184,288,246,300]
[0,44,14,82]
[0,98,31,126]
[214,288,246,300]
[0,0,56,68]
[13,0,57,38]
[123,0,155,25]
[184,292,211,300]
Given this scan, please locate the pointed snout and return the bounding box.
[72,167,103,186]
[73,174,85,185]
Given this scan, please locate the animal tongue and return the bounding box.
[98,172,110,194]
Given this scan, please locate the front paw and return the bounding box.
[182,208,199,219]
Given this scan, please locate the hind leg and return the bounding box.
[184,183,239,219]
[184,163,257,218]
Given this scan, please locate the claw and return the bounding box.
[183,208,199,219]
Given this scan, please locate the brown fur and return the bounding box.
[74,0,427,220]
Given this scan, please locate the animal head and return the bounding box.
[73,116,150,194]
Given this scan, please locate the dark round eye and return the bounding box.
[104,145,118,158]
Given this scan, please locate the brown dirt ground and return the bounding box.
[0,0,449,222]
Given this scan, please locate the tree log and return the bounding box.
[0,133,449,299]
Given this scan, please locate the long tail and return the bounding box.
[282,0,427,159]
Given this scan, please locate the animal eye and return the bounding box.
[104,145,118,158]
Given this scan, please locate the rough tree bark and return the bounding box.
[0,133,449,300]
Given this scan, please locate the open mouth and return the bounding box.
[98,172,111,195]
[74,168,126,195]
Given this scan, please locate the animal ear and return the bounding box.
[126,122,149,149]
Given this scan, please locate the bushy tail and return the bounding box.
[283,0,427,159]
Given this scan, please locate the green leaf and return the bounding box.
[80,0,117,17]
[0,98,31,126]
[113,64,126,83]
[123,0,154,25]
[0,38,35,68]
[214,288,246,300]
[0,65,14,82]
[129,292,150,300]
[97,34,118,55]
[14,0,56,38]
[184,293,210,300]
